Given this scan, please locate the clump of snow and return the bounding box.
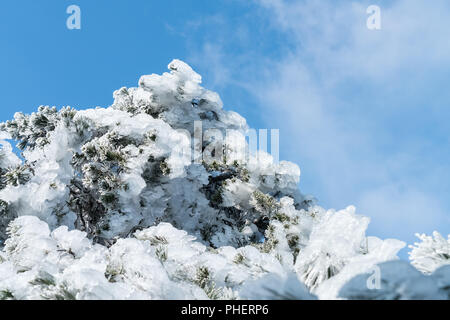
[315,237,406,299]
[409,232,450,274]
[0,216,308,300]
[294,206,372,289]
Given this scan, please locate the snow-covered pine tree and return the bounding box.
[409,232,450,274]
[0,60,448,300]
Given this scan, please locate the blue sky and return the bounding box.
[1,0,449,258]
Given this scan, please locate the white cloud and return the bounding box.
[258,0,450,81]
[250,0,450,241]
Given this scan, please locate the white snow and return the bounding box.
[0,60,447,300]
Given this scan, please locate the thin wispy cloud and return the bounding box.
[184,0,450,251]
